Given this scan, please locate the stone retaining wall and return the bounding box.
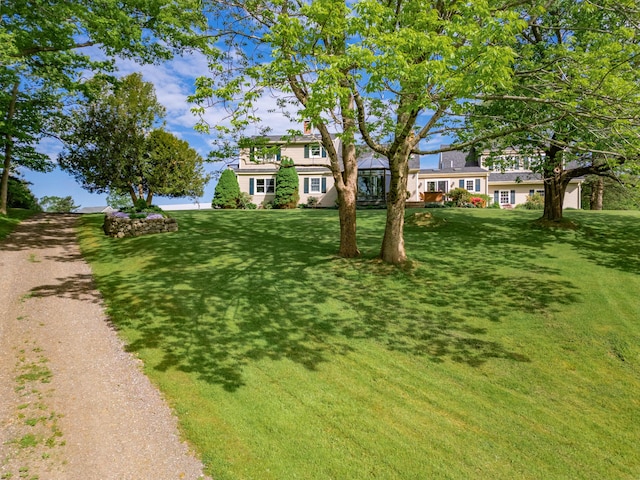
[103,215,178,238]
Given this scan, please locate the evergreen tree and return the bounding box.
[212,169,240,209]
[273,159,299,209]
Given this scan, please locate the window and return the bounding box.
[427,181,437,192]
[310,177,321,193]
[466,180,474,191]
[304,143,327,158]
[500,190,510,204]
[250,146,281,163]
[256,178,275,194]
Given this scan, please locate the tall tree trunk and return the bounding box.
[380,145,410,264]
[0,82,20,216]
[590,176,604,210]
[128,185,139,204]
[336,126,359,258]
[146,191,153,206]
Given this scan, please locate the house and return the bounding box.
[418,147,583,208]
[235,131,421,207]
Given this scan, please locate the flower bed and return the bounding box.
[103,213,178,238]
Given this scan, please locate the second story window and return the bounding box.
[304,143,327,159]
[250,146,281,163]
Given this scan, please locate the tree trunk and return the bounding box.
[146,191,154,206]
[542,171,569,221]
[128,185,139,204]
[0,82,20,216]
[380,147,410,264]
[590,176,604,210]
[336,139,360,258]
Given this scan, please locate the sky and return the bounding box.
[19,50,443,209]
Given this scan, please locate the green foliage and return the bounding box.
[1,0,214,214]
[237,191,256,210]
[40,195,79,213]
[106,190,132,210]
[581,175,640,210]
[521,193,545,210]
[212,169,240,209]
[6,176,40,210]
[134,198,148,211]
[273,159,299,209]
[448,188,472,207]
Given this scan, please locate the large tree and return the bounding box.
[59,74,209,204]
[196,0,523,263]
[193,0,362,257]
[0,0,212,215]
[458,0,640,222]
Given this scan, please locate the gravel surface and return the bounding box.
[0,214,210,480]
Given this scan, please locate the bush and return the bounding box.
[237,192,254,209]
[522,193,544,210]
[212,169,241,209]
[273,159,299,209]
[306,196,319,208]
[134,198,148,211]
[7,176,41,211]
[448,188,472,207]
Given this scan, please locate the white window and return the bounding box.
[310,177,321,193]
[256,178,275,194]
[466,180,475,191]
[310,144,322,158]
[500,190,510,204]
[427,181,437,192]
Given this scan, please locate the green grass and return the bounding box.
[0,209,37,240]
[77,208,640,479]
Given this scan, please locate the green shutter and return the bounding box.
[510,190,516,204]
[321,177,327,193]
[276,147,281,161]
[494,191,499,204]
[249,147,255,162]
[249,178,254,195]
[304,145,309,158]
[304,178,309,194]
[321,147,327,158]
[459,179,464,188]
[475,179,480,192]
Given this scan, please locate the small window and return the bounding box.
[466,180,475,192]
[256,178,275,194]
[500,190,510,204]
[310,177,321,193]
[427,181,437,192]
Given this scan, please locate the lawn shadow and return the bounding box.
[80,209,580,391]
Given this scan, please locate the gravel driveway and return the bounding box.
[0,214,209,480]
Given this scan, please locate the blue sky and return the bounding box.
[20,50,443,209]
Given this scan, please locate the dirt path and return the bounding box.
[0,214,209,480]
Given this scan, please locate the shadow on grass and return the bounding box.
[567,211,640,275]
[78,209,580,391]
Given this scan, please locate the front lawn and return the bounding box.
[78,208,640,479]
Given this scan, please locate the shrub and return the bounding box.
[237,192,254,209]
[212,169,241,209]
[134,198,148,211]
[470,197,486,208]
[273,159,299,209]
[522,193,544,210]
[306,196,319,208]
[448,188,472,207]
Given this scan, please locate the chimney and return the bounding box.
[303,120,311,135]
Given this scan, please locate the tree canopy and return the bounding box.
[59,74,209,204]
[458,0,640,221]
[0,0,213,214]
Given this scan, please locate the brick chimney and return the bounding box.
[303,120,311,135]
